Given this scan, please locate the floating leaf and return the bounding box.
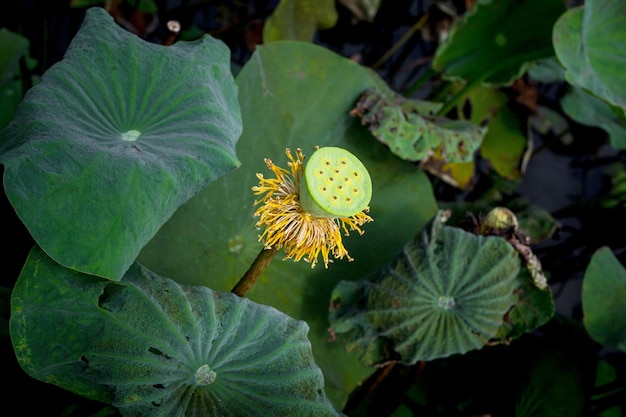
[0,8,242,281]
[328,210,521,365]
[553,0,626,113]
[263,0,338,42]
[138,41,439,406]
[432,0,565,86]
[10,246,342,417]
[561,86,626,150]
[582,247,626,352]
[351,88,485,163]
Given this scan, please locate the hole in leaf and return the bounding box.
[148,346,171,359]
[97,282,124,312]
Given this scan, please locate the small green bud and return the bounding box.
[481,207,518,234]
[299,147,372,218]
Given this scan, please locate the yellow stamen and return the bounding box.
[252,148,373,268]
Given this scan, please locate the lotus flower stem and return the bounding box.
[233,146,373,297]
[231,246,280,297]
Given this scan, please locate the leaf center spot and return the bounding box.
[228,235,244,254]
[437,295,456,310]
[121,129,141,142]
[195,364,217,385]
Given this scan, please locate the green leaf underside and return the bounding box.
[582,247,626,351]
[433,0,566,86]
[0,7,242,281]
[138,41,439,406]
[352,88,485,162]
[10,246,341,417]
[328,210,521,365]
[553,0,626,113]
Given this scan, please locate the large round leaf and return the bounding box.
[432,0,565,86]
[10,246,341,417]
[553,0,626,113]
[0,7,242,281]
[328,210,521,365]
[138,41,438,406]
[582,247,626,352]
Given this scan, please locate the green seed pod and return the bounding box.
[299,147,372,218]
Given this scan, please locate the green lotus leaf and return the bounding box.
[263,0,338,42]
[582,247,626,352]
[561,86,626,150]
[432,0,565,86]
[0,7,242,281]
[138,41,438,406]
[10,246,342,417]
[493,267,555,342]
[515,349,586,417]
[328,210,521,365]
[351,87,485,162]
[553,0,626,113]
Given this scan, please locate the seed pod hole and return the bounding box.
[300,147,372,218]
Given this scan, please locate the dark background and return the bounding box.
[1,1,624,415]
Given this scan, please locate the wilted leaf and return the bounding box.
[351,88,485,163]
[11,246,342,417]
[328,210,521,365]
[419,148,476,190]
[0,8,242,281]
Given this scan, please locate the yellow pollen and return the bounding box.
[251,148,373,268]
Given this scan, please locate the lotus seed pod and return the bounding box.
[299,147,372,218]
[481,206,518,234]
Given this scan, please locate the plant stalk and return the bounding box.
[231,246,279,297]
[372,14,429,70]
